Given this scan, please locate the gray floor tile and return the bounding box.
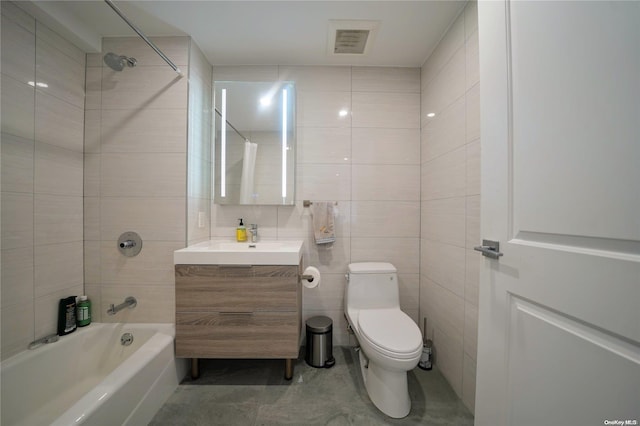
[149,347,474,426]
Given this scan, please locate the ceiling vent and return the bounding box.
[328,20,380,56]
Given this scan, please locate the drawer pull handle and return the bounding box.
[220,311,254,315]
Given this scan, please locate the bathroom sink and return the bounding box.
[173,240,304,265]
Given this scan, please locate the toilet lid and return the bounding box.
[358,309,422,357]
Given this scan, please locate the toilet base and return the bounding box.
[358,350,411,419]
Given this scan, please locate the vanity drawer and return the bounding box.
[176,311,300,359]
[175,264,299,312]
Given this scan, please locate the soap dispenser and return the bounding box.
[236,218,247,242]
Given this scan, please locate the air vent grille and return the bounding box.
[327,20,379,57]
[334,30,370,54]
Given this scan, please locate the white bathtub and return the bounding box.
[0,323,188,426]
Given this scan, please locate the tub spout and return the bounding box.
[28,333,59,350]
[107,296,137,316]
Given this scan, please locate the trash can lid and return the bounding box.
[306,316,332,333]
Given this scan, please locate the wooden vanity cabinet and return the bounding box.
[175,263,302,379]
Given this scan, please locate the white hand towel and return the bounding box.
[312,202,336,245]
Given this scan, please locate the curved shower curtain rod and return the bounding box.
[103,0,183,76]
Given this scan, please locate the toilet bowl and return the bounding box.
[344,262,423,418]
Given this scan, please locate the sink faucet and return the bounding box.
[248,224,258,243]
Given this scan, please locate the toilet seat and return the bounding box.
[358,309,422,360]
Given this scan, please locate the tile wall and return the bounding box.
[420,1,479,413]
[1,2,86,359]
[210,65,421,346]
[84,36,192,323]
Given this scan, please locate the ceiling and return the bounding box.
[27,1,466,68]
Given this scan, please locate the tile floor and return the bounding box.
[150,347,474,425]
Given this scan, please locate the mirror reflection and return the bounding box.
[214,81,296,205]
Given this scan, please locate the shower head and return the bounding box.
[103,52,137,71]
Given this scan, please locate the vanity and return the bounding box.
[173,240,304,379]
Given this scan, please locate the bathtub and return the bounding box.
[0,323,188,426]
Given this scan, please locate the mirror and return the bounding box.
[214,81,296,205]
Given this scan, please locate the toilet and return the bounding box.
[344,262,423,418]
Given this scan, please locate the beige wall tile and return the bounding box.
[84,240,101,283]
[352,165,420,201]
[399,273,420,311]
[351,237,419,274]
[466,195,480,249]
[352,67,420,93]
[1,15,35,83]
[34,241,83,298]
[84,109,101,153]
[462,353,477,413]
[421,146,466,200]
[422,46,466,119]
[36,23,84,64]
[100,197,186,242]
[1,192,33,249]
[35,91,84,152]
[465,249,480,306]
[1,1,35,33]
[466,139,481,196]
[279,66,351,92]
[464,1,479,40]
[34,194,83,245]
[83,197,100,241]
[1,301,35,360]
[1,133,34,193]
[100,108,187,153]
[84,153,100,197]
[465,83,480,143]
[103,36,189,67]
[421,96,466,162]
[34,142,83,196]
[34,283,83,338]
[303,237,351,275]
[352,128,420,165]
[297,127,351,164]
[421,11,464,88]
[101,66,188,110]
[352,92,420,129]
[464,301,478,360]
[1,247,34,306]
[422,197,466,247]
[351,201,419,238]
[86,52,102,67]
[100,285,175,323]
[302,273,345,311]
[100,241,182,285]
[297,91,351,128]
[422,240,466,297]
[296,164,351,201]
[466,30,479,90]
[1,76,34,139]
[36,37,85,108]
[100,153,186,197]
[84,67,102,110]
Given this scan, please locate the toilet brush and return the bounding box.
[418,317,432,370]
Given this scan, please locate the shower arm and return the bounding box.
[103,0,183,76]
[215,108,251,143]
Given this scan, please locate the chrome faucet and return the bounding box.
[28,333,59,350]
[249,224,258,242]
[107,296,137,316]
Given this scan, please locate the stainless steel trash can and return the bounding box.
[305,316,335,368]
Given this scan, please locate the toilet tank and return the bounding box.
[345,262,400,310]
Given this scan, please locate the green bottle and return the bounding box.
[77,295,91,327]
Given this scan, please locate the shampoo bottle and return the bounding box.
[236,218,247,242]
[76,295,91,327]
[57,296,77,336]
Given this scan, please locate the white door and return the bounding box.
[475,2,640,425]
